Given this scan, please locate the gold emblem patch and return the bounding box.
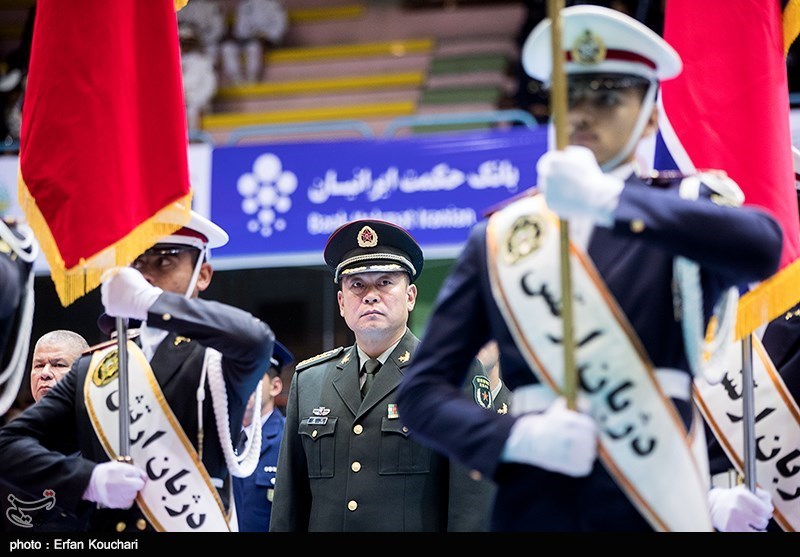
[357,225,378,248]
[504,214,546,264]
[93,351,119,387]
[398,351,410,363]
[571,29,606,66]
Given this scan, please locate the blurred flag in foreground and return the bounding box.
[655,0,800,338]
[18,0,192,306]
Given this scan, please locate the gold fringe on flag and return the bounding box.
[175,0,190,12]
[736,258,800,340]
[785,0,800,54]
[18,172,192,307]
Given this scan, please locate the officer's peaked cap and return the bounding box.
[522,5,682,84]
[270,340,294,370]
[324,219,423,283]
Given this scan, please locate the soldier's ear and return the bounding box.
[196,262,213,292]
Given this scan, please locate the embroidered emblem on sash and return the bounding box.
[93,351,119,387]
[503,214,546,264]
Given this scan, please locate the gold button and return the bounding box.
[116,521,126,532]
[311,430,317,438]
[351,461,361,472]
[469,469,483,482]
[353,424,363,435]
[162,313,172,321]
[347,500,358,511]
[630,219,645,233]
[136,518,147,531]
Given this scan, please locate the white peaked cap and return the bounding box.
[522,5,682,83]
[158,209,229,250]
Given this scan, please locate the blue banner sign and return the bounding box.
[210,127,548,267]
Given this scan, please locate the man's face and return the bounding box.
[337,271,416,344]
[130,244,211,296]
[566,76,651,166]
[30,341,82,402]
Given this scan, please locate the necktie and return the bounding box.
[361,359,381,399]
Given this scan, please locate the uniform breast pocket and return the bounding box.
[379,417,432,475]
[299,417,337,478]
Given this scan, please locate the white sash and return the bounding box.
[84,341,231,532]
[487,194,712,532]
[695,336,800,532]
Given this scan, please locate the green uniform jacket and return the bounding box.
[269,328,492,532]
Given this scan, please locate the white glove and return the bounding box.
[537,145,624,227]
[82,461,147,509]
[501,397,597,477]
[101,267,163,321]
[708,485,774,532]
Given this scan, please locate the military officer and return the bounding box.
[397,5,783,532]
[0,210,275,532]
[269,218,494,532]
[233,340,292,532]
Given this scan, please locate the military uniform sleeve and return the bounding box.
[268,370,311,531]
[0,360,96,515]
[146,292,274,399]
[612,183,782,286]
[398,222,516,481]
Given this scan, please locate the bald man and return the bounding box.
[29,330,89,402]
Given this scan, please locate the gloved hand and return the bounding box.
[501,397,597,477]
[82,461,147,509]
[708,485,774,532]
[101,267,163,321]
[536,145,624,227]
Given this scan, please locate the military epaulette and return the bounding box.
[81,329,141,356]
[641,169,686,188]
[482,188,537,218]
[295,347,344,371]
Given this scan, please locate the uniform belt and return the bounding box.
[510,368,691,417]
[711,469,742,489]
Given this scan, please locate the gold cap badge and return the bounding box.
[357,225,378,248]
[571,29,606,65]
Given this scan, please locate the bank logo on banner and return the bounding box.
[237,153,298,238]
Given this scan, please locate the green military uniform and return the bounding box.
[270,327,492,531]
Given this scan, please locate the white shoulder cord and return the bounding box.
[200,347,262,477]
[674,174,742,383]
[0,220,38,415]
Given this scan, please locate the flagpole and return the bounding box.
[741,335,756,490]
[546,0,577,409]
[116,316,132,463]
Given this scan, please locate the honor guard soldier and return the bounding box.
[397,5,783,532]
[233,340,293,532]
[269,219,497,532]
[0,212,37,420]
[701,146,800,532]
[0,210,275,532]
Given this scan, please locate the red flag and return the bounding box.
[659,0,800,338]
[18,0,192,306]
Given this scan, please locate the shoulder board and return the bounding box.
[295,347,344,371]
[82,338,118,356]
[81,329,141,356]
[482,187,537,218]
[640,169,686,188]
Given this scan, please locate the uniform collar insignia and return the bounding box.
[398,351,410,363]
